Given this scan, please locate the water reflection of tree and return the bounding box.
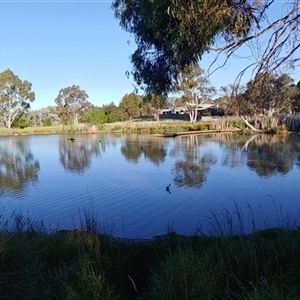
[120,140,142,163]
[219,134,300,177]
[217,133,249,168]
[121,136,167,165]
[143,139,167,165]
[0,138,40,194]
[246,135,298,177]
[59,136,103,174]
[171,135,217,188]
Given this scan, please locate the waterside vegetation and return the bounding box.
[0,118,238,136]
[1,206,300,300]
[0,114,299,136]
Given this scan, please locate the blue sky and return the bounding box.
[0,0,299,110]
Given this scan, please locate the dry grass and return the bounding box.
[0,125,64,136]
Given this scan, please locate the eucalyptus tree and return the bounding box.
[0,69,35,129]
[141,93,167,121]
[112,0,263,94]
[292,81,300,112]
[112,1,300,95]
[243,73,297,117]
[175,65,215,123]
[102,102,118,116]
[119,92,141,121]
[28,107,61,126]
[220,83,249,117]
[55,85,92,125]
[221,73,298,131]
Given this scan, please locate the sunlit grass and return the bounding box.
[0,115,296,136]
[0,118,238,136]
[0,125,64,136]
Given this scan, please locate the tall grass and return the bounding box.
[1,203,300,299]
[198,198,299,237]
[0,118,237,136]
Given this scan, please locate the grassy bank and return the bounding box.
[0,117,242,136]
[1,115,296,136]
[0,125,65,136]
[1,221,300,299]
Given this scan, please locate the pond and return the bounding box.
[0,133,300,238]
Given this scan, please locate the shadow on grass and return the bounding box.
[1,201,300,299]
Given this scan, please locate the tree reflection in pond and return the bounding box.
[0,138,40,195]
[218,134,300,177]
[143,139,167,165]
[59,136,104,174]
[121,136,167,165]
[1,133,300,237]
[170,135,217,188]
[217,133,248,168]
[120,139,142,164]
[246,135,298,177]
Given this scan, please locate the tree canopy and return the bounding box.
[141,92,167,121]
[243,73,297,116]
[119,92,141,121]
[221,72,298,118]
[175,65,215,122]
[112,1,300,95]
[112,0,275,94]
[55,85,92,125]
[0,69,35,129]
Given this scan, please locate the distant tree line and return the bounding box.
[0,68,170,128]
[1,68,300,130]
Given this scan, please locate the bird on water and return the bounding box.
[166,184,171,194]
[68,138,75,142]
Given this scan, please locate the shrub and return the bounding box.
[111,124,122,131]
[42,118,52,127]
[233,119,246,129]
[84,109,108,125]
[12,115,32,129]
[268,125,288,134]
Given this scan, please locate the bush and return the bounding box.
[233,119,246,129]
[42,118,52,127]
[111,124,122,131]
[84,109,108,125]
[107,110,124,123]
[12,115,31,129]
[268,125,288,134]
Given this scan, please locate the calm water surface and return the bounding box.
[1,133,300,238]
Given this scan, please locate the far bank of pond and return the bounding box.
[0,118,238,136]
[2,113,300,136]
